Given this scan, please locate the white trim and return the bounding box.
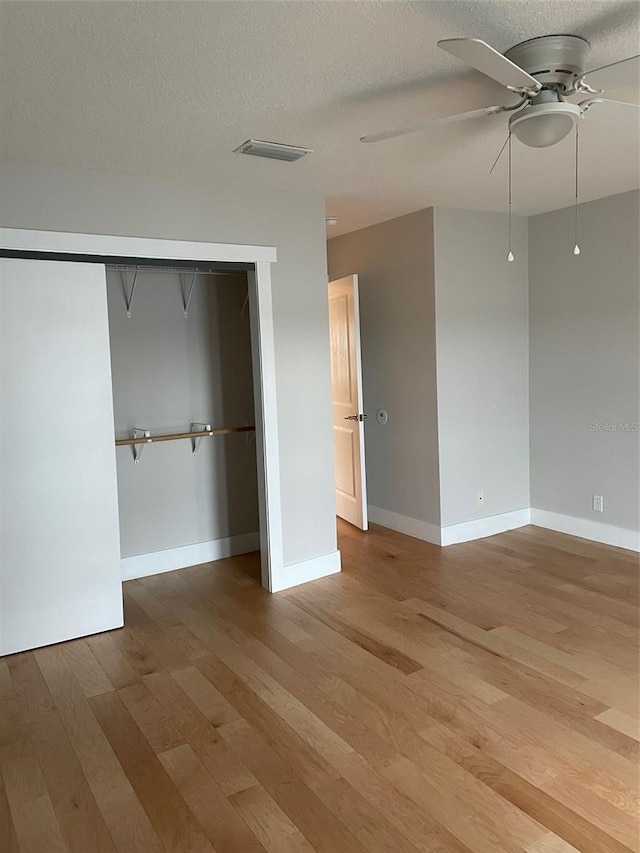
[531,509,640,552]
[249,263,284,591]
[271,550,341,593]
[440,508,531,546]
[1,227,283,593]
[367,505,441,545]
[121,532,260,581]
[0,227,276,264]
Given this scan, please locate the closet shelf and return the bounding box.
[116,424,255,463]
[115,425,255,446]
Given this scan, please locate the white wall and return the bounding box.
[0,160,336,569]
[327,210,441,530]
[107,270,258,558]
[529,190,640,536]
[434,208,530,528]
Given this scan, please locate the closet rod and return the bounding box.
[115,425,255,447]
[106,264,246,276]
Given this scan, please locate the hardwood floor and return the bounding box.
[1,521,638,852]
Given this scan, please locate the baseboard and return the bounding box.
[271,550,341,593]
[441,508,531,546]
[121,531,261,581]
[368,506,530,547]
[361,502,639,553]
[531,509,640,553]
[367,505,441,545]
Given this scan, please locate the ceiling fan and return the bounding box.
[361,35,640,148]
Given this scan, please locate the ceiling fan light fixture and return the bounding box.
[509,101,581,148]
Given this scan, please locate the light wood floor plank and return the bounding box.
[0,766,21,852]
[218,717,368,853]
[27,711,116,853]
[158,745,267,853]
[228,783,314,853]
[85,634,142,691]
[0,736,69,853]
[89,690,214,853]
[5,655,56,726]
[34,651,164,853]
[60,641,114,699]
[595,708,640,742]
[143,669,259,796]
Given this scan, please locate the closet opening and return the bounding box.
[105,262,264,586]
[1,229,281,656]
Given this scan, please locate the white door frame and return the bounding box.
[0,227,283,592]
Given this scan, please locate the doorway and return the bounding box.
[328,274,368,530]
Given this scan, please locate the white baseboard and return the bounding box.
[121,531,261,581]
[441,508,531,546]
[531,509,640,553]
[271,550,341,593]
[367,505,441,545]
[368,504,530,547]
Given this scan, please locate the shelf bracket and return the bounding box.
[180,271,198,318]
[132,428,152,463]
[191,422,213,456]
[122,269,140,318]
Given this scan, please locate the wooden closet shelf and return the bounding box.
[115,425,255,447]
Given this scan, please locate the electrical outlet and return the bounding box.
[477,490,484,507]
[592,495,603,513]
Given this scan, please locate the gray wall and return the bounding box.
[434,208,530,527]
[0,160,336,568]
[529,190,640,532]
[107,270,258,557]
[328,209,441,526]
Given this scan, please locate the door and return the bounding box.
[328,275,368,529]
[0,258,123,655]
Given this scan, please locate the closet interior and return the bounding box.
[105,262,261,574]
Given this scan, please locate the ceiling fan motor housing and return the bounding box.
[504,34,590,92]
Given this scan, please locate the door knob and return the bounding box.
[344,414,368,422]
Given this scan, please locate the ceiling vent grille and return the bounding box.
[233,139,312,162]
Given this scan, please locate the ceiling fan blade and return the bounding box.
[579,97,640,115]
[438,38,541,94]
[360,104,507,143]
[579,54,640,92]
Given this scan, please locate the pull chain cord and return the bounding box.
[573,123,581,255]
[507,130,514,262]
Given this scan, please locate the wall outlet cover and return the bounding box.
[592,495,604,512]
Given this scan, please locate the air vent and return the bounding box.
[233,139,312,162]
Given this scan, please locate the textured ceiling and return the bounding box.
[1,0,638,237]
